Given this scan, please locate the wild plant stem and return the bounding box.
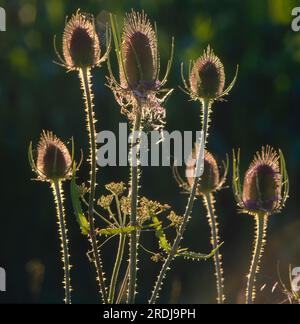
[246,213,268,304]
[79,67,108,304]
[128,102,142,304]
[109,234,126,303]
[116,264,130,304]
[52,180,71,304]
[149,98,212,304]
[203,193,225,304]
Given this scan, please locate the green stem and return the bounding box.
[52,180,72,304]
[116,264,130,304]
[108,234,126,303]
[79,67,108,304]
[246,213,268,304]
[128,102,142,304]
[149,98,212,304]
[204,193,225,304]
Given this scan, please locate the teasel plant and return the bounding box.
[28,131,75,304]
[149,45,238,304]
[232,146,289,304]
[108,10,174,303]
[173,147,228,303]
[54,9,111,303]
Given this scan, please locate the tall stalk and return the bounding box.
[109,234,126,303]
[79,67,108,304]
[203,193,224,304]
[149,99,212,304]
[246,213,268,304]
[128,101,142,304]
[51,180,71,304]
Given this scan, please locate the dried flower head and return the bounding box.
[120,10,158,90]
[62,10,100,69]
[167,211,184,230]
[54,10,110,71]
[174,146,227,195]
[108,10,174,131]
[190,46,225,99]
[233,146,289,215]
[97,194,114,210]
[181,45,238,101]
[105,182,126,196]
[137,197,170,225]
[120,196,131,215]
[29,131,73,182]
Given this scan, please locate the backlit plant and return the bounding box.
[28,131,75,304]
[27,8,292,305]
[174,148,228,303]
[233,146,289,304]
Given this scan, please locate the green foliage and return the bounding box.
[70,166,90,236]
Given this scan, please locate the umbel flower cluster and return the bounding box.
[28,9,290,305]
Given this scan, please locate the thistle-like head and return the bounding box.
[181,45,238,102]
[29,131,73,182]
[174,146,228,196]
[120,10,158,90]
[109,10,173,94]
[233,146,289,216]
[55,10,109,71]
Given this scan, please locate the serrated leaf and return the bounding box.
[98,226,136,236]
[177,242,224,261]
[70,167,90,236]
[151,214,171,252]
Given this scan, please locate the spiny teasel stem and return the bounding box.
[128,101,142,304]
[51,180,72,304]
[79,67,108,304]
[246,213,268,304]
[149,99,212,304]
[109,234,126,303]
[203,193,225,304]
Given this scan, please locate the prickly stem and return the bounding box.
[149,98,212,304]
[51,180,72,304]
[128,100,142,304]
[79,67,108,304]
[246,213,268,304]
[203,193,225,304]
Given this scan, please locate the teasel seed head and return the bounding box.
[59,10,101,70]
[181,45,238,102]
[174,146,228,195]
[189,46,225,99]
[233,146,289,216]
[120,10,158,90]
[29,131,73,182]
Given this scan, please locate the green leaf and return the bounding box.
[177,242,224,261]
[70,167,90,236]
[98,226,136,236]
[151,214,172,252]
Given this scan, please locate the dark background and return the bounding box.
[0,0,300,304]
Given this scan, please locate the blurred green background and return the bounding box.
[0,0,300,304]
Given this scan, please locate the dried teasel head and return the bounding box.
[190,46,225,99]
[120,10,158,90]
[173,145,228,195]
[54,10,107,71]
[29,131,73,182]
[109,10,174,95]
[181,45,238,101]
[233,146,289,216]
